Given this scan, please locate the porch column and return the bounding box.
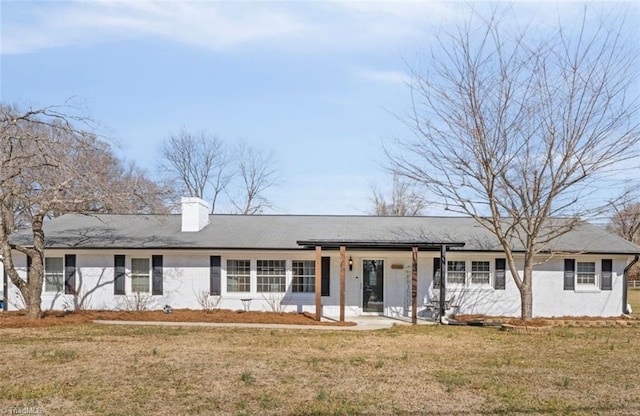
[315,246,322,321]
[339,246,346,322]
[411,246,418,325]
[439,245,447,321]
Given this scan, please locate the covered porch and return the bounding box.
[296,240,465,324]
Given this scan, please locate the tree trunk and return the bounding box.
[26,300,42,319]
[25,257,43,320]
[520,286,533,320]
[519,264,534,320]
[25,215,46,320]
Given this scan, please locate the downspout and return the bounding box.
[623,255,639,315]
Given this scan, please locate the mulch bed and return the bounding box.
[0,309,356,328]
[453,314,639,329]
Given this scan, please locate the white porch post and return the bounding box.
[440,245,447,320]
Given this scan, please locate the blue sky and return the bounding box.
[1,1,638,215]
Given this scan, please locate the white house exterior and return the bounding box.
[3,198,639,319]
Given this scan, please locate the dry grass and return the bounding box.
[2,323,640,415]
[2,293,639,414]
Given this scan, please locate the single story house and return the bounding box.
[2,198,639,320]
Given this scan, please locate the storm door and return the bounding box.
[363,259,384,313]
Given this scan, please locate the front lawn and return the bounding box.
[2,323,639,415]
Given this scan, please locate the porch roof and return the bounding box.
[296,239,465,250]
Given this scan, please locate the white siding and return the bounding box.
[5,253,28,311]
[5,249,631,318]
[531,258,624,317]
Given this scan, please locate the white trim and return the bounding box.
[573,258,601,292]
[361,257,387,312]
[444,258,496,289]
[44,257,64,293]
[130,257,151,294]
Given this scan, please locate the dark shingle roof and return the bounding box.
[9,214,640,254]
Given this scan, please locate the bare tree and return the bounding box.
[608,194,640,281]
[229,141,278,215]
[0,103,168,319]
[608,195,640,245]
[50,147,171,217]
[158,129,233,213]
[389,7,640,319]
[370,173,429,216]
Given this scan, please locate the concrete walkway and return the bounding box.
[94,316,437,331]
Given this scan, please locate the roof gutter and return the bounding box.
[623,254,639,314]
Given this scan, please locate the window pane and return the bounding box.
[471,261,490,284]
[292,260,315,293]
[577,262,596,285]
[257,260,286,292]
[577,262,595,273]
[45,257,64,292]
[447,261,466,284]
[227,260,250,292]
[131,258,150,293]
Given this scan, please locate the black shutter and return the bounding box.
[152,255,163,295]
[433,257,441,289]
[564,259,575,291]
[26,255,32,283]
[321,256,330,296]
[601,259,613,291]
[64,254,76,295]
[210,256,221,296]
[114,255,126,295]
[494,258,506,290]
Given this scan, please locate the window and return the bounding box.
[131,258,150,293]
[44,257,64,292]
[292,260,315,293]
[257,260,286,292]
[471,261,490,285]
[577,262,596,286]
[447,261,466,284]
[227,259,250,292]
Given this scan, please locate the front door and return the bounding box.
[363,259,384,313]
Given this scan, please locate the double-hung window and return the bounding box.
[292,260,315,293]
[44,257,64,292]
[471,261,491,285]
[131,258,150,293]
[227,260,251,292]
[447,261,466,285]
[257,260,286,292]
[577,262,596,286]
